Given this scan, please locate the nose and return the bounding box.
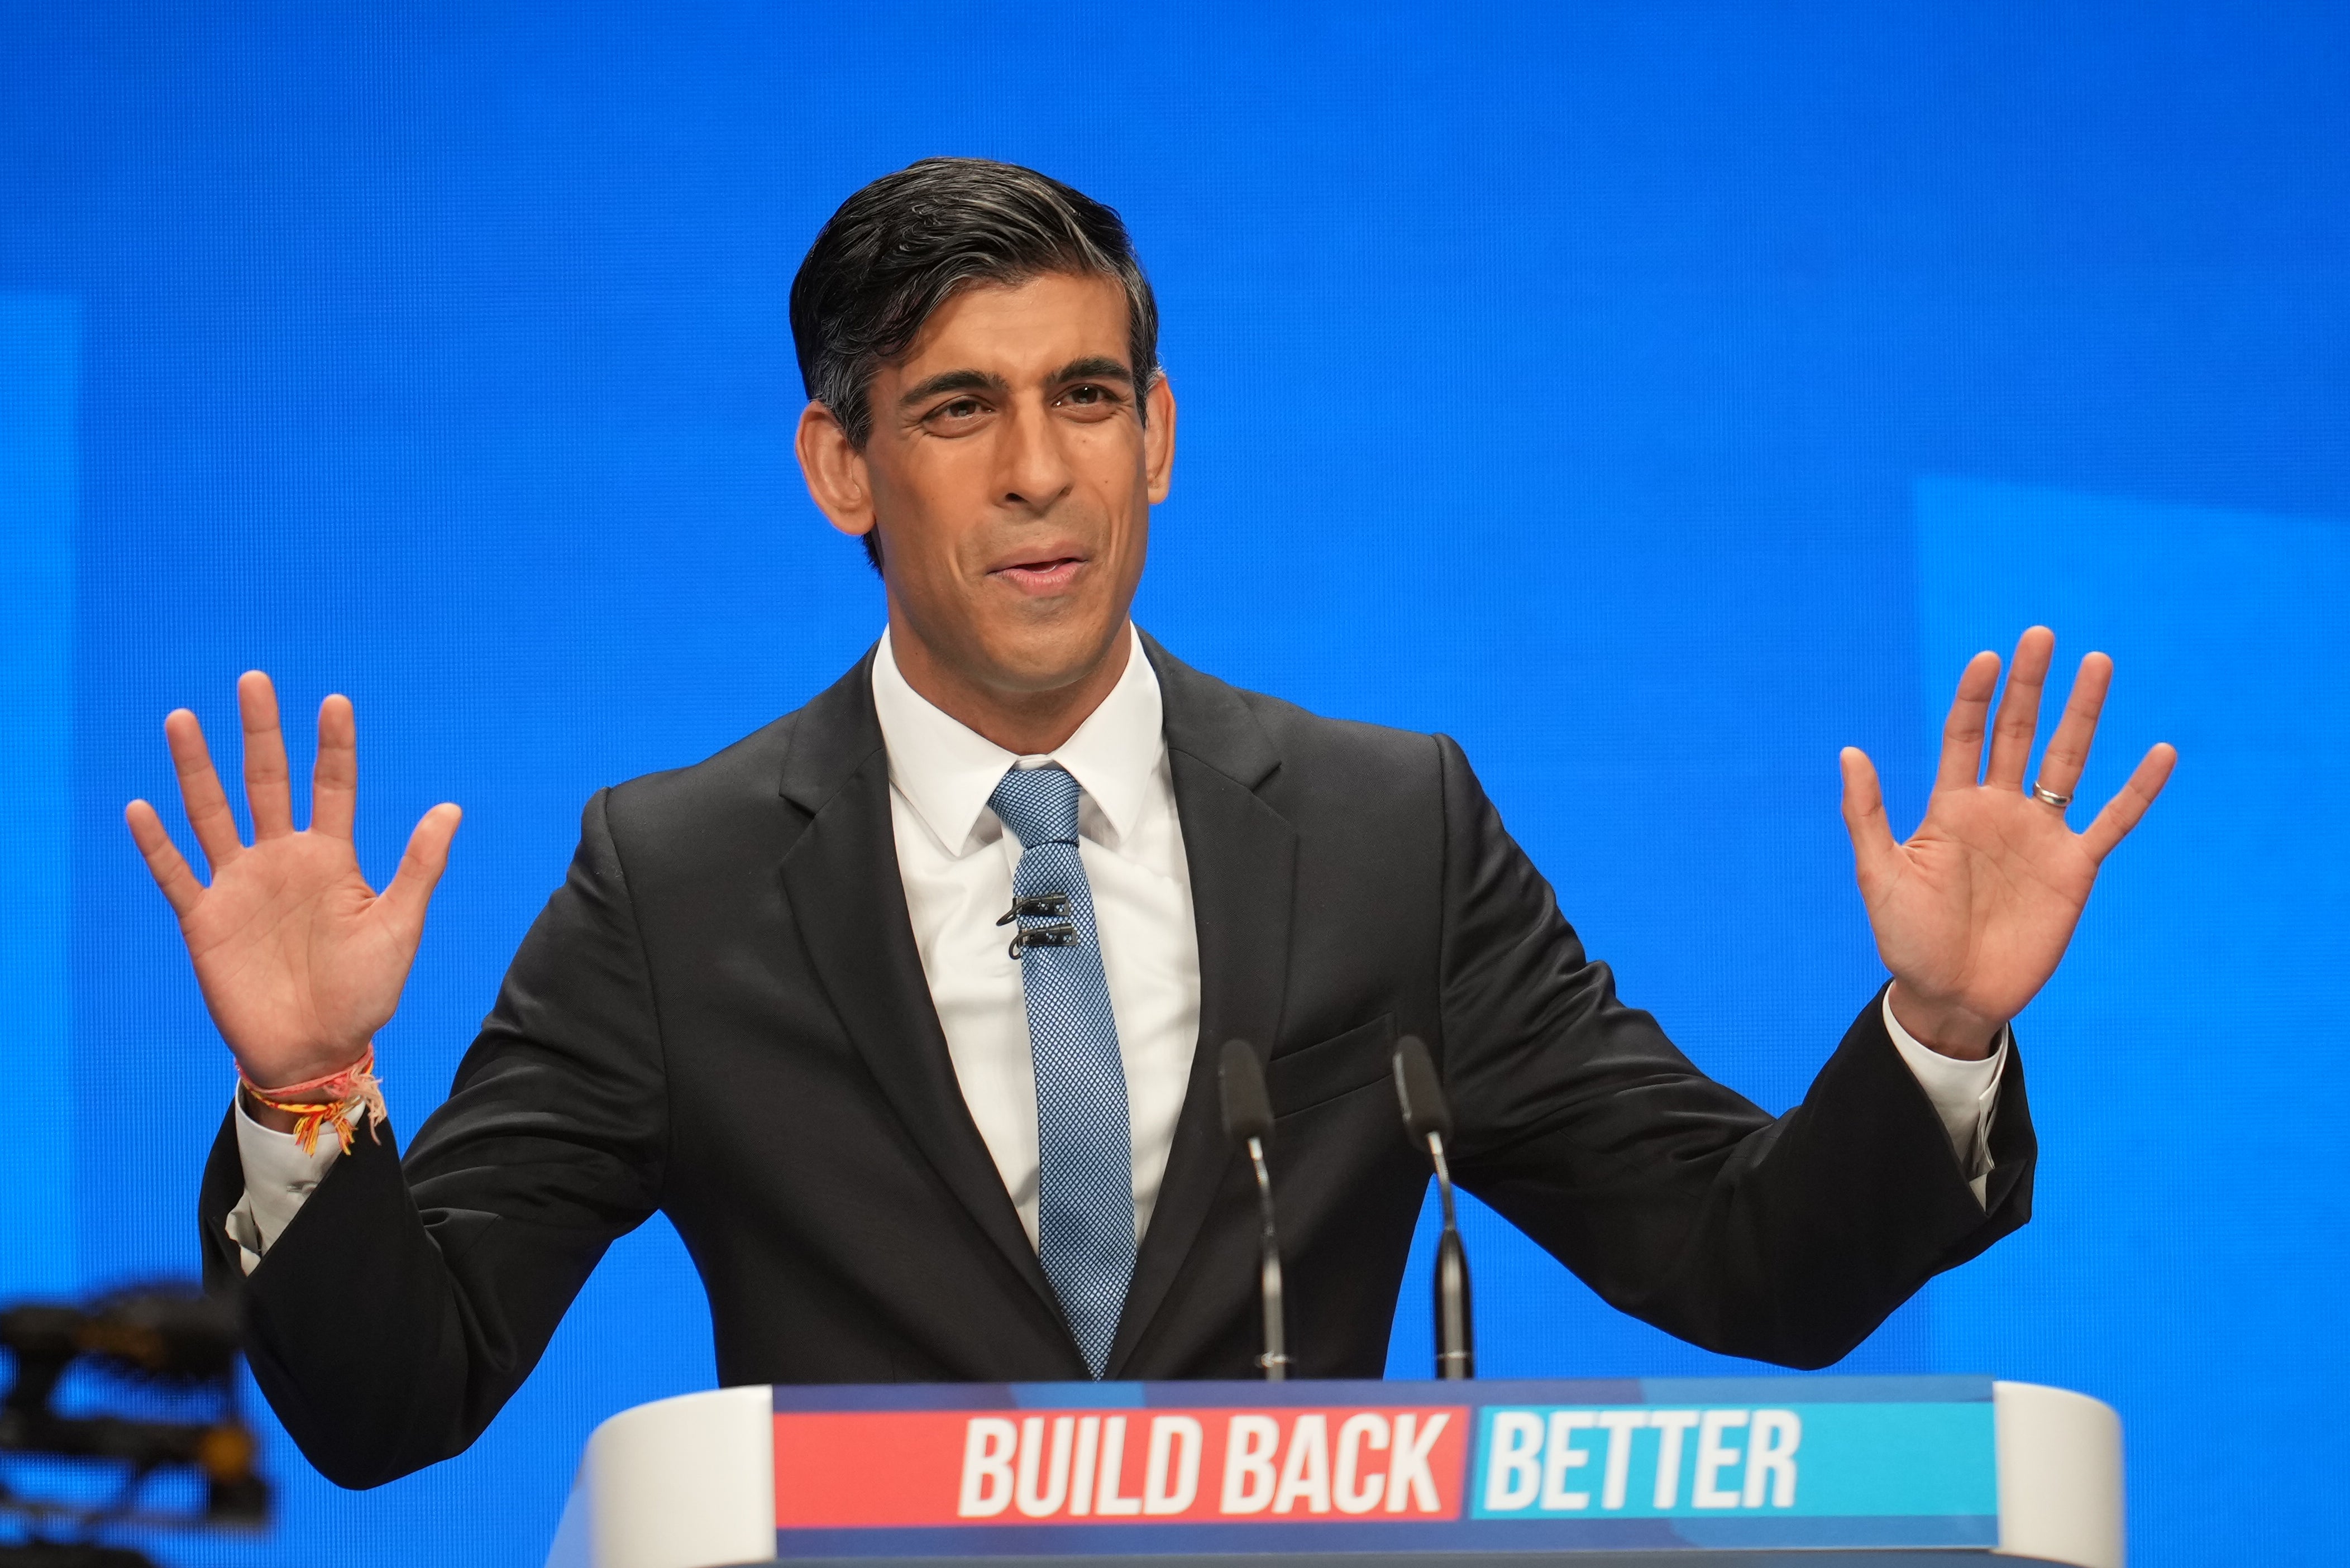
[996,398,1074,514]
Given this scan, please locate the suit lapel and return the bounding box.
[1107,635,1296,1375]
[775,652,1063,1325]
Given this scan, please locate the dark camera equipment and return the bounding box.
[0,1284,269,1567]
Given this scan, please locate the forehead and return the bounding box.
[890,273,1131,382]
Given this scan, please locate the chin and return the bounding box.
[982,618,1126,695]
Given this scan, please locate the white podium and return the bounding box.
[546,1376,2122,1568]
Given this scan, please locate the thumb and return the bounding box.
[1838,747,1899,891]
[379,802,462,940]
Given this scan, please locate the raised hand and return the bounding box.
[1838,627,2175,1058]
[125,672,461,1092]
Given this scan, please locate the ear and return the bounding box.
[795,401,876,540]
[1143,374,1178,506]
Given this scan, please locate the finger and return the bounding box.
[378,803,463,940]
[240,671,295,840]
[1838,747,1901,890]
[1984,626,2055,791]
[125,800,204,917]
[164,709,245,872]
[2034,652,2112,799]
[2081,743,2176,862]
[312,694,357,840]
[1933,651,2003,791]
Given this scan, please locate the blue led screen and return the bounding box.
[2,6,2346,1564]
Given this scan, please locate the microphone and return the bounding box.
[1217,1039,1290,1381]
[1392,1034,1474,1380]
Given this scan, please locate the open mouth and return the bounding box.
[989,555,1086,594]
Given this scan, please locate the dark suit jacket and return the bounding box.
[198,635,2034,1489]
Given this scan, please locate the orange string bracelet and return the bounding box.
[239,1046,388,1156]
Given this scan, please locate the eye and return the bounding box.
[1058,382,1125,418]
[923,395,992,431]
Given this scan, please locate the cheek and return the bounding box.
[877,455,990,566]
[1075,430,1152,510]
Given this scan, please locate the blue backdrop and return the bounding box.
[3,4,2346,1563]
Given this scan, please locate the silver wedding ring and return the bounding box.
[2030,782,2072,809]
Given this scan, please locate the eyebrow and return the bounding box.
[898,368,1010,409]
[1051,356,1136,390]
[897,357,1138,412]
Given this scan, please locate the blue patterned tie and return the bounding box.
[989,764,1135,1378]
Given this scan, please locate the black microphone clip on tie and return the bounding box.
[1393,1034,1474,1380]
[1217,1039,1291,1381]
[998,893,1075,959]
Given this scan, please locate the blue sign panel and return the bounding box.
[768,1375,2001,1557]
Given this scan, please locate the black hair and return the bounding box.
[789,157,1160,573]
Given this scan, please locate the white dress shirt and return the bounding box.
[228,624,2007,1266]
[870,623,1198,1246]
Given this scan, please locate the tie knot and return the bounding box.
[991,764,1082,849]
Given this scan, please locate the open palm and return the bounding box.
[1840,628,2175,1057]
[126,673,460,1091]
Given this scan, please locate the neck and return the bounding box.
[888,621,1133,756]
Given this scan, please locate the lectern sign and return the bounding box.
[773,1403,1467,1526]
[768,1377,2002,1558]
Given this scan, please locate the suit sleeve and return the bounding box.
[197,788,668,1487]
[1431,734,2036,1369]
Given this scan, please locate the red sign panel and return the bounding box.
[774,1405,1470,1528]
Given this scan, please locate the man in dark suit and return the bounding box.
[127,159,2174,1489]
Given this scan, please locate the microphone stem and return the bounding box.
[1427,1132,1474,1381]
[1245,1135,1289,1380]
[1427,1132,1460,1229]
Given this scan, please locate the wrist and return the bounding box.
[240,1042,371,1094]
[236,1045,386,1154]
[1886,982,2001,1061]
[237,1084,304,1135]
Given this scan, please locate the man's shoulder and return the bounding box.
[586,713,799,874]
[1150,639,1449,806]
[610,711,800,809]
[593,653,875,859]
[1229,682,1443,775]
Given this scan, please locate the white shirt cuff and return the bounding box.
[226,1094,345,1274]
[1881,991,2007,1207]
